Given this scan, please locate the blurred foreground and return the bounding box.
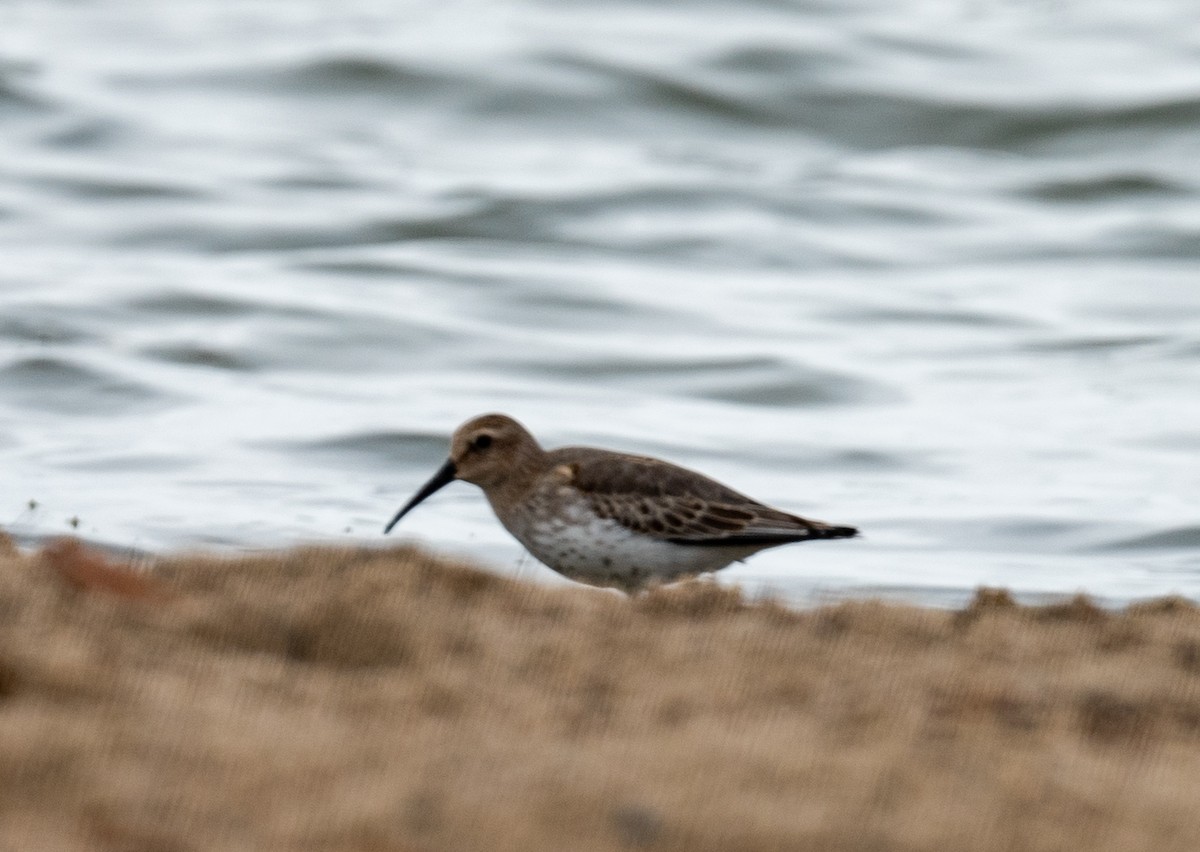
[2,536,1199,851]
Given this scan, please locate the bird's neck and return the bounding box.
[481,444,547,524]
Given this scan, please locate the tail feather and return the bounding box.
[814,523,858,540]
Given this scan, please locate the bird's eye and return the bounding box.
[472,434,493,451]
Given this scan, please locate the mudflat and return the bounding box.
[2,535,1199,851]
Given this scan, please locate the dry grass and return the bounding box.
[2,533,1200,851]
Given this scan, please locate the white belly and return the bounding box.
[509,504,756,589]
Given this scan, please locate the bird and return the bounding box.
[383,413,857,592]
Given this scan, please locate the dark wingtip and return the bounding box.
[665,522,860,547]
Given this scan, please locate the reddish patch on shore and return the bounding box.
[41,538,168,602]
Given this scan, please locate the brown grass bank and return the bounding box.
[2,535,1200,852]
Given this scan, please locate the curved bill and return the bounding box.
[383,458,458,534]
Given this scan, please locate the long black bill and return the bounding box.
[383,458,458,534]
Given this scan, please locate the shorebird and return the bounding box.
[383,414,858,592]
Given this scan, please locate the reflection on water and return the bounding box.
[1,0,1198,604]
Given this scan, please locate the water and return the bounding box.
[3,0,1199,606]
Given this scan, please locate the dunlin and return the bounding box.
[384,414,858,592]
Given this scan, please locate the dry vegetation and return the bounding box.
[2,533,1200,851]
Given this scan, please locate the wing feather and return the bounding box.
[554,448,857,546]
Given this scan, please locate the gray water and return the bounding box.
[3,0,1199,606]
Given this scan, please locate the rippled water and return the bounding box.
[3,0,1199,605]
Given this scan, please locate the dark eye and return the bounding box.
[472,434,493,451]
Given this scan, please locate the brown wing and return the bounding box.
[554,448,857,546]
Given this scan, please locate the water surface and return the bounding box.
[3,0,1199,605]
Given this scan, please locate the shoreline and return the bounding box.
[3,535,1199,850]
